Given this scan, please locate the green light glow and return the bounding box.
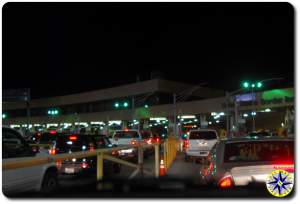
[262,88,294,100]
[257,82,262,88]
[243,82,249,88]
[123,102,129,107]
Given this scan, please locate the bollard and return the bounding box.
[97,153,104,181]
[155,144,160,178]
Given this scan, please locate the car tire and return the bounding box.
[41,169,58,195]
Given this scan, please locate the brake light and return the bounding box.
[147,138,152,144]
[218,176,234,188]
[55,160,62,169]
[49,148,56,155]
[273,160,294,172]
[81,162,88,169]
[154,137,160,143]
[89,143,95,151]
[184,139,189,148]
[131,139,137,145]
[69,136,77,141]
[49,130,56,134]
[112,150,118,156]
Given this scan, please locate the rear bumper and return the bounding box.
[186,150,209,157]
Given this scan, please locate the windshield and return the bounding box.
[189,131,217,140]
[114,131,139,139]
[224,141,294,163]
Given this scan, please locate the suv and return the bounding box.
[185,129,219,162]
[2,127,58,196]
[50,134,121,175]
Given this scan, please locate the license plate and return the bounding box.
[65,168,75,174]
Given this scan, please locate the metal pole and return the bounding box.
[225,92,230,137]
[26,88,31,130]
[173,93,177,138]
[155,144,160,178]
[138,145,144,177]
[234,100,239,136]
[132,96,135,121]
[97,153,104,181]
[252,87,255,131]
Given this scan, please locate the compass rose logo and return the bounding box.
[266,169,294,197]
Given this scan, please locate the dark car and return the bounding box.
[50,134,121,175]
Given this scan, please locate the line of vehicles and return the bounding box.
[3,125,294,196]
[181,129,294,189]
[2,127,162,196]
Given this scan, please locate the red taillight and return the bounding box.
[69,136,77,141]
[272,160,294,172]
[55,160,62,169]
[131,139,137,145]
[112,150,118,156]
[49,148,56,155]
[49,130,56,134]
[89,143,95,151]
[81,162,88,169]
[153,137,160,143]
[146,138,152,144]
[184,139,189,148]
[218,176,234,188]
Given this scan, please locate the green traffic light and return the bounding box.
[114,102,119,108]
[251,83,255,88]
[144,104,149,108]
[2,113,7,119]
[123,102,129,107]
[243,82,249,88]
[257,82,262,88]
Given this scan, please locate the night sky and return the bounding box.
[3,3,294,99]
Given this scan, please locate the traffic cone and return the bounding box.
[159,158,166,176]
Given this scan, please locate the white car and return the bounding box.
[111,129,143,158]
[200,137,294,188]
[2,127,58,196]
[185,129,218,161]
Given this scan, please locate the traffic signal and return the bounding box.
[113,101,129,109]
[144,104,149,108]
[123,102,129,108]
[242,82,249,88]
[242,81,263,89]
[257,82,262,88]
[47,108,59,116]
[2,113,7,119]
[114,102,120,108]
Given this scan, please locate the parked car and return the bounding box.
[200,137,294,188]
[2,127,58,196]
[184,129,219,162]
[49,134,121,175]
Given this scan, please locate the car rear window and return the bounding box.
[56,135,90,152]
[189,131,217,140]
[39,133,59,144]
[224,141,294,163]
[114,131,139,138]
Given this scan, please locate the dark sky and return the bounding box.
[3,3,294,99]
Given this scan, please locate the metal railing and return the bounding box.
[3,138,179,181]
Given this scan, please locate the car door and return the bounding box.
[2,128,43,194]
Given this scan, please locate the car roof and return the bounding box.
[219,136,294,144]
[115,129,139,132]
[189,129,217,132]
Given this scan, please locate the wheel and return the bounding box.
[41,169,58,194]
